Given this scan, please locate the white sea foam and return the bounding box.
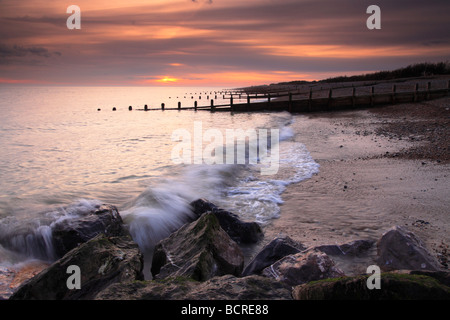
[121,116,319,254]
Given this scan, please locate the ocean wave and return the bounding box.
[0,199,103,262]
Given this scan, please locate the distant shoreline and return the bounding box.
[236,62,450,92]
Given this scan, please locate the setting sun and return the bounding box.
[156,76,180,83]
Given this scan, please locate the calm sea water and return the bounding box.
[0,86,319,278]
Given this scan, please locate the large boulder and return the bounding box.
[242,236,306,276]
[51,204,127,258]
[190,199,263,244]
[376,226,441,271]
[292,270,450,300]
[314,239,375,257]
[95,274,292,300]
[262,250,345,287]
[9,233,144,300]
[151,212,244,281]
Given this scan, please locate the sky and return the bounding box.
[0,0,449,87]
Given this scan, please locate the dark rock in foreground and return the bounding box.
[314,239,375,257]
[52,204,127,258]
[10,233,144,300]
[261,250,345,287]
[8,198,447,300]
[243,236,306,276]
[190,199,263,244]
[377,225,441,271]
[151,212,244,281]
[95,274,292,300]
[292,270,450,300]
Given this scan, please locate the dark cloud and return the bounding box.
[0,44,61,67]
[0,44,61,58]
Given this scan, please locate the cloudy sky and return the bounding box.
[0,0,449,86]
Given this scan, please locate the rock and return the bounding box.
[187,274,292,300]
[315,239,374,257]
[376,226,441,271]
[242,236,306,276]
[262,250,345,287]
[407,270,450,287]
[52,204,127,258]
[190,198,218,215]
[10,233,144,300]
[190,199,263,244]
[151,212,244,281]
[0,266,15,300]
[95,274,292,300]
[292,270,450,300]
[7,261,49,293]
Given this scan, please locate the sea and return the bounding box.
[0,86,319,290]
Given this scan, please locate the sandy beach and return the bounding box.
[263,96,450,274]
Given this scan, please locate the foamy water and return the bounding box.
[0,86,319,285]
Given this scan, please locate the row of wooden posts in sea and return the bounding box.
[100,79,450,113]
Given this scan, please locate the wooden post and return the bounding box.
[144,104,148,111]
[414,83,419,102]
[308,88,313,111]
[370,86,375,107]
[288,92,292,112]
[129,106,132,111]
[268,93,271,104]
[230,96,234,111]
[161,103,165,110]
[352,87,356,107]
[210,99,215,112]
[328,89,332,109]
[194,101,197,111]
[247,94,250,106]
[178,102,181,110]
[392,85,396,104]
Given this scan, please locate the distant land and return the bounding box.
[241,62,450,90]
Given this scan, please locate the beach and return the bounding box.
[263,96,450,273]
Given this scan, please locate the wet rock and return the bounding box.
[0,266,15,300]
[190,198,218,215]
[10,233,144,300]
[7,261,49,293]
[292,270,450,300]
[151,212,244,281]
[52,204,127,258]
[376,226,441,271]
[242,236,306,276]
[190,199,263,244]
[261,250,345,287]
[314,239,375,257]
[95,274,292,300]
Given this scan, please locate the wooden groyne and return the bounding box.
[130,78,450,113]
